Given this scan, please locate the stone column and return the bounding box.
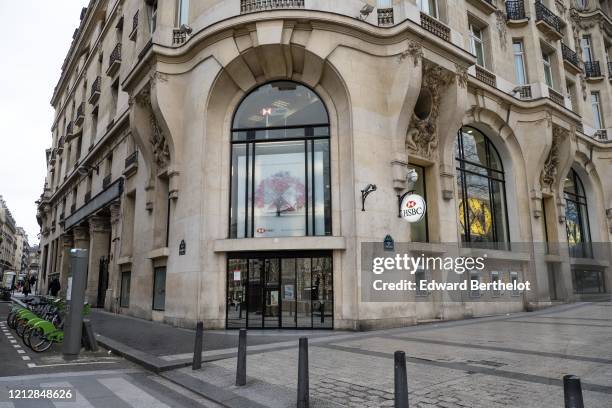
[86,216,111,307]
[73,225,90,249]
[58,234,74,297]
[105,202,122,311]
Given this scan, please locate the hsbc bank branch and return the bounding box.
[39,2,612,332]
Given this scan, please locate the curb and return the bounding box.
[95,334,191,373]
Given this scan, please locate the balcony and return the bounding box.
[173,29,187,45]
[66,121,74,141]
[75,102,85,126]
[466,0,496,14]
[506,0,527,25]
[107,43,122,76]
[535,1,562,39]
[240,0,304,14]
[129,11,138,41]
[475,65,496,87]
[561,43,581,74]
[103,175,112,189]
[89,76,101,105]
[548,88,564,106]
[85,191,92,203]
[585,61,603,79]
[420,12,450,42]
[378,8,394,26]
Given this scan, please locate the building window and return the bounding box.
[510,271,520,296]
[152,266,166,311]
[230,81,331,239]
[564,169,592,258]
[149,0,158,34]
[419,0,439,18]
[178,0,189,26]
[581,35,593,62]
[491,271,501,297]
[591,92,604,130]
[120,271,131,307]
[456,126,510,249]
[576,0,587,8]
[410,165,429,242]
[542,51,553,87]
[469,23,486,68]
[513,40,528,85]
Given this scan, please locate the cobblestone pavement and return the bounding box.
[169,301,612,407]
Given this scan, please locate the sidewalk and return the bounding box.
[90,301,612,407]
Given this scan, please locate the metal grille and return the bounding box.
[58,136,65,148]
[535,1,562,34]
[90,76,101,99]
[378,8,394,26]
[125,151,139,168]
[240,0,305,14]
[505,0,526,20]
[76,102,85,124]
[420,12,450,42]
[517,85,532,99]
[561,43,579,67]
[595,129,608,141]
[132,10,139,32]
[173,29,187,45]
[585,61,601,78]
[608,61,612,77]
[66,121,74,136]
[548,88,564,106]
[475,66,496,87]
[109,43,122,68]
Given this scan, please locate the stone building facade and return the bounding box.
[0,196,17,274]
[38,0,612,329]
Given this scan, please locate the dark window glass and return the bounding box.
[456,126,509,249]
[564,169,592,258]
[120,271,131,308]
[230,82,331,238]
[153,267,166,311]
[410,165,428,242]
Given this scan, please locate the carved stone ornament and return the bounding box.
[540,125,568,190]
[400,41,423,66]
[579,74,587,100]
[554,0,566,16]
[406,63,454,159]
[455,64,468,88]
[150,112,170,168]
[494,10,507,50]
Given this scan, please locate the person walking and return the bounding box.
[49,277,61,297]
[22,278,31,297]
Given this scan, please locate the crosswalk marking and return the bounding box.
[0,403,15,408]
[40,381,94,408]
[98,377,172,408]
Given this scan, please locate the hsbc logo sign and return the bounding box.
[400,194,426,223]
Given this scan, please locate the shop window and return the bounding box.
[573,269,605,293]
[153,266,166,311]
[456,126,510,249]
[491,271,501,297]
[410,165,429,242]
[230,81,331,238]
[510,271,520,296]
[564,169,592,258]
[120,271,131,307]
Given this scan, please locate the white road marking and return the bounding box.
[21,356,30,361]
[9,340,16,343]
[40,381,94,408]
[12,345,20,348]
[0,402,15,408]
[16,350,25,354]
[99,377,172,408]
[26,361,118,369]
[26,363,36,368]
[0,368,142,381]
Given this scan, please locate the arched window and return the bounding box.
[230,81,331,238]
[564,169,592,258]
[456,126,509,248]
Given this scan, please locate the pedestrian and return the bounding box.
[29,275,37,295]
[22,278,31,297]
[49,277,61,297]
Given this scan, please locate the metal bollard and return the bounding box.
[236,329,247,386]
[394,351,409,408]
[563,375,584,408]
[297,337,309,408]
[192,322,204,370]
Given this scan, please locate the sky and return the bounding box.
[0,1,89,245]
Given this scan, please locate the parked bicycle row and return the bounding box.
[5,296,90,352]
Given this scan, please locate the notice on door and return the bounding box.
[284,284,294,300]
[233,271,241,281]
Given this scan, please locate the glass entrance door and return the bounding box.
[226,252,333,329]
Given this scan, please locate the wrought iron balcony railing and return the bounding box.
[516,85,532,99]
[535,1,562,34]
[240,0,305,14]
[66,121,74,137]
[475,66,496,87]
[173,29,187,45]
[506,0,526,20]
[75,102,85,125]
[125,151,138,168]
[585,61,602,78]
[548,88,564,106]
[89,76,101,104]
[378,8,394,26]
[420,12,450,42]
[608,61,612,78]
[107,43,122,75]
[561,43,579,68]
[58,136,65,148]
